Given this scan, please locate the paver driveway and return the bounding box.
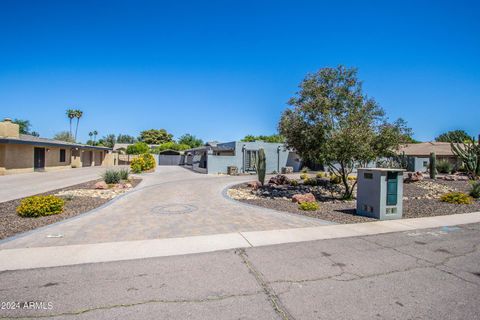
[0,166,128,203]
[0,167,329,249]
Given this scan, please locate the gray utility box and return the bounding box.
[356,168,405,220]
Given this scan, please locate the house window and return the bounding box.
[364,172,373,179]
[60,149,66,162]
[244,150,258,171]
[423,161,428,167]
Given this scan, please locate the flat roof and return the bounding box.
[0,134,111,150]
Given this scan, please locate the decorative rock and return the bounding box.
[94,181,108,189]
[247,181,262,190]
[268,174,290,186]
[404,172,424,183]
[292,193,316,204]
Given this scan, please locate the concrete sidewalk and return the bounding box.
[0,166,128,202]
[1,211,479,271]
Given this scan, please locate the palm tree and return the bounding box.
[88,132,93,145]
[93,130,98,145]
[66,109,76,137]
[74,109,83,142]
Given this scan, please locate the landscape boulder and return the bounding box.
[292,193,316,204]
[94,181,109,189]
[247,181,262,190]
[404,172,424,183]
[268,174,290,186]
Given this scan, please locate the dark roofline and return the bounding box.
[0,137,111,150]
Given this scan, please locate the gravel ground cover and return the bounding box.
[0,178,142,240]
[229,178,480,224]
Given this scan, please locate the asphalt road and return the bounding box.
[1,223,479,320]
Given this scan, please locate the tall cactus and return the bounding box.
[429,152,436,179]
[257,148,266,185]
[451,136,480,178]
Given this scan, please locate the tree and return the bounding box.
[12,119,39,136]
[97,134,116,148]
[126,142,150,155]
[116,134,137,144]
[66,109,76,138]
[435,130,471,143]
[241,134,285,143]
[73,109,83,141]
[279,66,410,199]
[138,129,173,145]
[88,132,93,145]
[177,134,203,148]
[53,131,75,143]
[93,130,98,144]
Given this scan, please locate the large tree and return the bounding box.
[138,129,173,145]
[435,130,471,143]
[279,66,411,199]
[12,119,39,136]
[53,131,75,143]
[116,134,137,144]
[177,134,203,148]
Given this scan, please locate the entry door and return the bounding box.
[34,147,45,169]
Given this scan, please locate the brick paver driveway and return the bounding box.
[0,167,328,249]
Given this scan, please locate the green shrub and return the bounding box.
[316,172,328,178]
[330,175,341,184]
[103,169,121,184]
[301,167,310,173]
[126,142,150,155]
[469,181,480,199]
[289,179,299,186]
[303,177,318,186]
[298,201,319,211]
[17,195,65,217]
[440,192,473,204]
[436,160,453,174]
[300,173,308,180]
[118,168,130,180]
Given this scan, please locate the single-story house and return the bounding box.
[397,142,460,172]
[0,118,114,175]
[184,141,302,174]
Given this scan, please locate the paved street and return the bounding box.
[0,167,327,249]
[1,223,479,320]
[0,166,127,203]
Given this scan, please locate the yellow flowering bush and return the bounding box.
[17,195,65,217]
[440,192,473,204]
[130,153,156,173]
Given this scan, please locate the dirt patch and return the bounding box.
[0,178,142,240]
[230,179,480,224]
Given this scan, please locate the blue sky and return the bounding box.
[1,0,479,143]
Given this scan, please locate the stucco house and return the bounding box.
[184,141,302,174]
[398,142,460,172]
[0,118,114,175]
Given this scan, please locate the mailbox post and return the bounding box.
[356,168,405,220]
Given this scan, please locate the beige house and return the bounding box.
[398,142,459,172]
[0,118,116,175]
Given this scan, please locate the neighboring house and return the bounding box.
[398,142,459,172]
[184,141,302,174]
[0,118,114,175]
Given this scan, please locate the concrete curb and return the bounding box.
[1,211,479,271]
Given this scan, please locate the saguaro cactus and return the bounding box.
[429,152,436,179]
[257,148,266,185]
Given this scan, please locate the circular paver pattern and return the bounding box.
[151,204,198,215]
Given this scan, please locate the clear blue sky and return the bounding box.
[1,0,479,143]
